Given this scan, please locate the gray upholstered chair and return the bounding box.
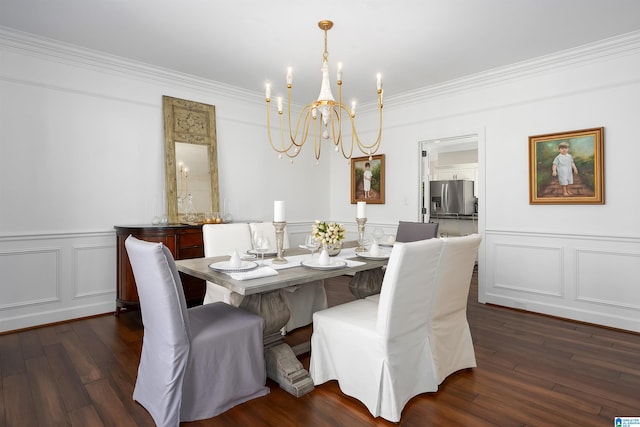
[125,236,269,426]
[395,221,439,242]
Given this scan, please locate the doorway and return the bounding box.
[419,134,479,236]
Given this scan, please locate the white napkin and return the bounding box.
[227,266,278,281]
[264,255,307,270]
[343,259,366,267]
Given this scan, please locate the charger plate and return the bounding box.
[209,260,258,273]
[300,259,347,270]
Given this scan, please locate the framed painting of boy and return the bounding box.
[528,127,604,205]
[351,154,385,204]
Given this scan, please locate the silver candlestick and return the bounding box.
[272,221,288,264]
[355,217,367,252]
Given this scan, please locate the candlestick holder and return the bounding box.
[272,221,288,264]
[355,217,367,252]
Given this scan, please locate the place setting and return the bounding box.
[208,234,279,280]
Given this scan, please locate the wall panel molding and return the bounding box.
[492,242,563,297]
[0,247,61,309]
[73,242,117,299]
[0,230,116,333]
[484,230,640,332]
[575,247,640,310]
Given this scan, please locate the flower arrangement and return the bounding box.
[312,220,346,246]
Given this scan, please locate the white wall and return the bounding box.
[331,31,640,332]
[2,28,640,333]
[0,29,329,332]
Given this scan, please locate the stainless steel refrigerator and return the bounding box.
[429,180,475,215]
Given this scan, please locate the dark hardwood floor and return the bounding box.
[1,270,639,426]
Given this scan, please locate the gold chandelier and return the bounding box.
[265,20,383,163]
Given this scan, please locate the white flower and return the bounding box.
[312,220,346,245]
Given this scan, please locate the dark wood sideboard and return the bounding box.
[114,224,206,313]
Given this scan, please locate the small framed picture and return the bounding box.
[351,154,385,204]
[528,127,604,204]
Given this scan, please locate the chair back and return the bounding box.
[376,238,444,339]
[124,236,191,423]
[430,234,481,382]
[395,221,439,242]
[249,222,290,249]
[203,223,253,256]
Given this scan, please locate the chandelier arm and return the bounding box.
[286,88,305,148]
[332,103,355,159]
[351,113,383,155]
[266,100,291,154]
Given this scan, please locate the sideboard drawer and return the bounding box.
[180,231,204,247]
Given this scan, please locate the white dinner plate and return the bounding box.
[300,259,348,270]
[209,260,258,273]
[247,248,280,257]
[356,251,391,260]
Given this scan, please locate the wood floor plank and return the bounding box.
[0,333,24,377]
[514,358,640,409]
[0,361,4,426]
[67,405,105,427]
[43,343,92,411]
[18,330,44,360]
[25,355,68,426]
[58,330,105,384]
[3,373,38,427]
[69,321,115,368]
[84,378,139,427]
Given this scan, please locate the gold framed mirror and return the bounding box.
[163,96,219,223]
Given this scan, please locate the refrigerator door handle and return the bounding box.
[442,183,448,213]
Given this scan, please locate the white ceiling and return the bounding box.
[1,0,640,105]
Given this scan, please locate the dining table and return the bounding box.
[175,240,389,397]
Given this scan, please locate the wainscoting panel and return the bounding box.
[576,248,640,310]
[484,230,640,332]
[0,247,61,308]
[493,242,563,296]
[73,243,116,299]
[0,231,116,333]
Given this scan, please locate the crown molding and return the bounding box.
[0,26,258,103]
[386,30,640,109]
[2,26,640,110]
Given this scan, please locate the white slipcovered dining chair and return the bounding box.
[429,233,481,384]
[363,234,481,382]
[310,238,444,422]
[125,236,269,426]
[249,222,328,332]
[202,223,254,304]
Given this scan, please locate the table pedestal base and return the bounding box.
[265,343,315,397]
[236,289,315,397]
[349,267,385,299]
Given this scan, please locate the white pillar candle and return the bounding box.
[274,201,286,222]
[357,201,366,219]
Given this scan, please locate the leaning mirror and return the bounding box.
[163,96,219,223]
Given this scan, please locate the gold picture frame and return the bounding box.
[528,127,604,205]
[351,154,385,204]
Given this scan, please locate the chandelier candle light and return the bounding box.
[272,201,288,264]
[265,20,384,163]
[355,201,367,252]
